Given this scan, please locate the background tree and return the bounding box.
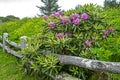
[104,0,120,8]
[37,0,60,16]
[0,15,19,23]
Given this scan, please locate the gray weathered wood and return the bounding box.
[55,54,120,74]
[55,72,81,80]
[0,42,23,58]
[20,36,27,49]
[4,46,24,58]
[6,39,21,49]
[2,33,8,52]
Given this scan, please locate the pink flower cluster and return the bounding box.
[55,11,62,17]
[43,11,89,27]
[81,13,89,20]
[102,27,115,36]
[71,13,80,20]
[71,13,88,25]
[56,33,63,39]
[84,40,92,47]
[60,16,71,24]
[43,15,48,20]
[102,30,108,36]
[48,22,55,28]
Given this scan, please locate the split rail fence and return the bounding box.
[0,33,120,75]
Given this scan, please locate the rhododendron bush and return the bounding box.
[21,4,118,80]
[42,10,114,58]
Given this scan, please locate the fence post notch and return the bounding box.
[3,33,8,52]
[20,36,27,49]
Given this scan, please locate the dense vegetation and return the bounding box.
[0,4,120,80]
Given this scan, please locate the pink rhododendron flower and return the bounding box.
[43,15,48,19]
[55,11,62,16]
[71,13,80,20]
[85,40,92,47]
[56,33,63,39]
[109,27,115,33]
[73,18,80,25]
[81,13,88,20]
[50,14,55,17]
[60,16,71,24]
[102,30,108,36]
[48,22,55,28]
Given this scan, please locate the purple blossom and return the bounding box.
[71,13,80,20]
[109,27,115,33]
[85,40,92,47]
[102,30,108,36]
[48,22,55,28]
[55,11,62,16]
[60,16,71,24]
[56,33,63,39]
[73,18,80,25]
[81,13,88,20]
[50,14,55,17]
[43,15,48,20]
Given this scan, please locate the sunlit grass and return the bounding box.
[0,49,38,80]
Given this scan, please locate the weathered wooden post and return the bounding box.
[3,33,8,52]
[20,36,27,49]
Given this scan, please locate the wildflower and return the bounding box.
[43,15,48,19]
[71,13,80,20]
[55,11,62,16]
[85,40,92,47]
[109,27,115,33]
[50,14,55,17]
[48,22,55,28]
[81,13,88,20]
[56,33,63,39]
[102,30,108,36]
[60,16,71,24]
[73,18,80,25]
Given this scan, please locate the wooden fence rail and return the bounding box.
[0,33,120,75]
[0,33,25,58]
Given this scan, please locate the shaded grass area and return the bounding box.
[0,49,38,80]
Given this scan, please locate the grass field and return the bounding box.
[0,49,39,80]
